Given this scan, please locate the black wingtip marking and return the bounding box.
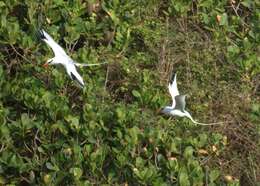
[38,29,46,40]
[71,72,84,87]
[170,72,176,83]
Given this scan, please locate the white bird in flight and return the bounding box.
[39,29,107,88]
[161,73,225,126]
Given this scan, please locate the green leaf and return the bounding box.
[251,103,259,114]
[135,157,145,168]
[116,129,122,139]
[43,174,52,184]
[219,13,228,26]
[116,107,126,121]
[21,113,30,127]
[241,0,252,8]
[167,157,178,171]
[184,146,194,159]
[45,161,59,171]
[70,167,83,180]
[0,175,6,185]
[51,121,68,135]
[209,169,220,182]
[227,45,240,55]
[0,2,6,7]
[198,133,208,147]
[46,162,55,171]
[178,167,190,186]
[132,90,141,98]
[37,147,45,154]
[65,115,80,131]
[128,126,139,145]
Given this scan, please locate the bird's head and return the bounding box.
[43,58,54,68]
[157,106,172,115]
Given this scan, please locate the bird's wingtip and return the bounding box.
[169,72,177,84]
[70,72,85,88]
[38,29,46,40]
[173,72,177,79]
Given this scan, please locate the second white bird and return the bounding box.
[161,73,225,126]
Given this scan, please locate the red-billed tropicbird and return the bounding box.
[161,73,226,125]
[39,29,107,88]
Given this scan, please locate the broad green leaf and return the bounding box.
[132,90,141,98]
[0,1,5,7]
[241,0,252,8]
[70,167,83,180]
[219,13,228,26]
[46,162,59,171]
[178,167,190,186]
[209,169,220,182]
[184,146,194,159]
[227,45,240,55]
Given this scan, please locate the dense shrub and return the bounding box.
[0,0,259,185]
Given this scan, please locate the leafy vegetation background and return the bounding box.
[0,0,259,185]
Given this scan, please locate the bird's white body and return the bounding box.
[39,29,106,88]
[162,104,191,118]
[170,109,187,117]
[161,73,224,126]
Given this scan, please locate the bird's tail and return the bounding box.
[74,62,108,67]
[184,111,227,126]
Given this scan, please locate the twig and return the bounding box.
[10,44,31,63]
[34,128,41,148]
[24,141,33,153]
[0,144,6,153]
[71,39,79,53]
[104,65,109,90]
[205,166,209,186]
[231,2,249,27]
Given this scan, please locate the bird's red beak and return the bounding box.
[43,63,49,68]
[156,108,163,115]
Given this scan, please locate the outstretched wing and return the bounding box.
[174,95,186,112]
[39,29,67,57]
[74,62,108,67]
[70,71,84,88]
[168,73,180,107]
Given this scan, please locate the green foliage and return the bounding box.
[0,0,259,185]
